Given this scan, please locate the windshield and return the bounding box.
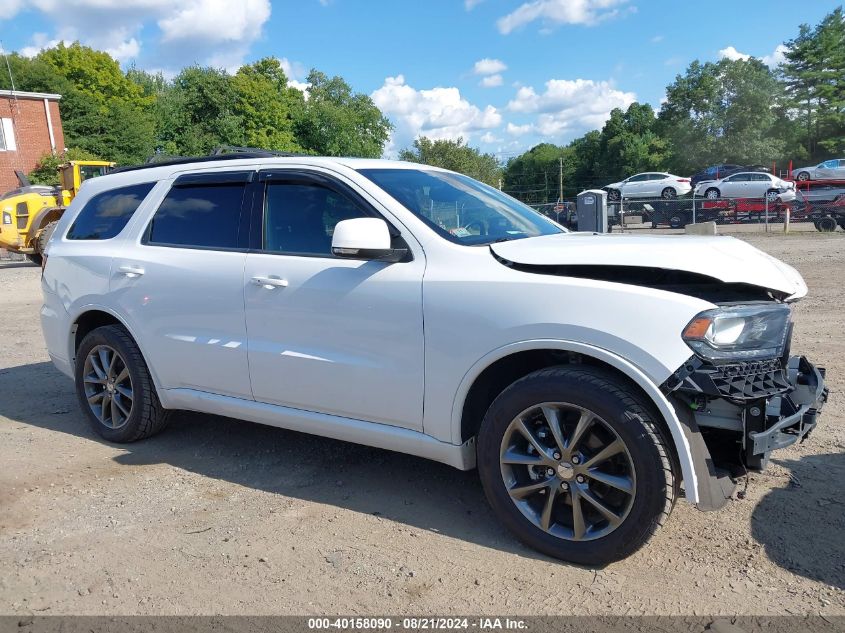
[359,168,564,245]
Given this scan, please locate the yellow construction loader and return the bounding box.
[0,160,114,264]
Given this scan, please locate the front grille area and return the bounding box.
[664,356,792,401]
[708,359,791,399]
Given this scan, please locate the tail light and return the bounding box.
[676,178,690,183]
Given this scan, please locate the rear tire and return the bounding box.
[25,254,42,266]
[817,216,837,232]
[477,366,677,566]
[75,325,170,443]
[661,187,677,200]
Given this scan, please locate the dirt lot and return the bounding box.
[0,228,843,616]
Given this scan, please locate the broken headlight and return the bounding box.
[682,304,791,362]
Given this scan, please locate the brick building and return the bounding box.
[0,90,64,193]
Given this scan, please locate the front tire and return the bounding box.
[796,171,810,182]
[704,188,720,200]
[75,325,170,442]
[607,189,621,202]
[477,366,677,566]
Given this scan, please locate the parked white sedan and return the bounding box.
[694,172,796,202]
[605,172,692,201]
[793,159,845,182]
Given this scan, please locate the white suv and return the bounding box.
[40,155,827,565]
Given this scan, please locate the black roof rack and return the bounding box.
[110,146,308,174]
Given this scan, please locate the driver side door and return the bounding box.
[243,170,427,430]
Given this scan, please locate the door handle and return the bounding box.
[251,276,289,289]
[117,265,145,278]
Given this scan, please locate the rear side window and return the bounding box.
[67,182,154,240]
[147,183,246,249]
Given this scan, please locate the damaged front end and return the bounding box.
[662,305,828,509]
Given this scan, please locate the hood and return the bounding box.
[490,232,807,300]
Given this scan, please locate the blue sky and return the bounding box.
[1,0,841,157]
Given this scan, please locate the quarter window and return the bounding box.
[263,183,369,256]
[148,182,246,249]
[67,182,155,240]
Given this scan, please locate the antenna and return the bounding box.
[0,40,20,115]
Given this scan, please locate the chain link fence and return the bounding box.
[531,193,845,232]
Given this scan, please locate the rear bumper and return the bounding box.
[747,356,828,457]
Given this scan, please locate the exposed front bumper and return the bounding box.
[664,354,829,468]
[747,356,828,457]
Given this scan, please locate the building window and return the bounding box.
[0,118,16,151]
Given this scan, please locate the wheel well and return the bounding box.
[72,310,122,357]
[459,349,674,450]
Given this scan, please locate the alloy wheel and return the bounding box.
[499,402,636,541]
[82,345,134,429]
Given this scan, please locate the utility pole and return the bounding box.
[558,157,563,202]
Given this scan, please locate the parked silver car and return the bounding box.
[694,172,796,201]
[793,159,845,182]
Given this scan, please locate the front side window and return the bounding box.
[360,169,563,245]
[148,182,245,249]
[67,182,155,240]
[627,174,648,182]
[263,183,369,256]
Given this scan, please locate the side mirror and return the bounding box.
[331,218,408,263]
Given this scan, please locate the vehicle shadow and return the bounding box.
[751,452,845,589]
[0,361,542,561]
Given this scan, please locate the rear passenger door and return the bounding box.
[110,171,254,399]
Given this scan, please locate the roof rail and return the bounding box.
[111,146,308,174]
[210,145,305,157]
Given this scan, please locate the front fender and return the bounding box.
[450,339,700,505]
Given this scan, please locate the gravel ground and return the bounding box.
[0,229,843,616]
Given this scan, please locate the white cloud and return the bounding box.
[497,0,631,34]
[480,131,501,143]
[719,43,789,69]
[762,44,788,68]
[473,58,507,75]
[650,34,663,43]
[278,57,310,93]
[0,0,24,20]
[718,46,750,61]
[371,74,502,155]
[465,0,485,9]
[6,0,271,70]
[506,122,532,136]
[480,74,503,88]
[507,78,636,138]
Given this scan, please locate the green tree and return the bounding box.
[595,103,667,182]
[158,66,245,156]
[399,137,501,186]
[502,143,570,203]
[11,43,159,164]
[781,7,845,158]
[232,58,304,152]
[294,70,392,157]
[658,58,786,174]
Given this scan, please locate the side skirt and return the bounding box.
[163,388,477,471]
